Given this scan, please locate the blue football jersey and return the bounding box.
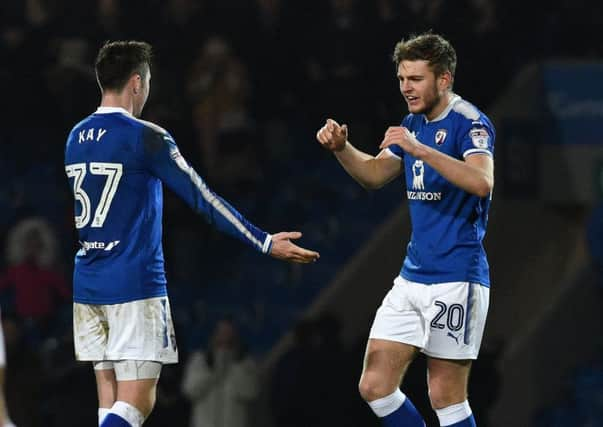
[386,95,495,286]
[65,107,272,304]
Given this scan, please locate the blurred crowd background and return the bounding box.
[0,0,602,426]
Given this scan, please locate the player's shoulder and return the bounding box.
[67,114,95,136]
[450,96,494,130]
[135,118,169,137]
[450,97,481,121]
[130,118,177,158]
[134,118,176,145]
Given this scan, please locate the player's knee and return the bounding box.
[358,374,395,402]
[114,361,161,418]
[428,383,466,410]
[139,393,156,419]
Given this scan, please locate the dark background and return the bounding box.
[1,0,602,426]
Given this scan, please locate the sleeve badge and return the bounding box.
[469,128,490,149]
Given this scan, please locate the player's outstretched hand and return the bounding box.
[270,232,320,264]
[316,118,348,152]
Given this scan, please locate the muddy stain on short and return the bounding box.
[74,304,108,354]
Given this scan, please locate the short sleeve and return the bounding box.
[460,120,495,159]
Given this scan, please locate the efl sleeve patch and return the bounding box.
[469,128,490,149]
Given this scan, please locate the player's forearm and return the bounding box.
[416,144,493,197]
[334,142,386,190]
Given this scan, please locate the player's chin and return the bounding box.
[407,102,425,114]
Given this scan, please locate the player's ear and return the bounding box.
[131,73,142,95]
[439,71,452,92]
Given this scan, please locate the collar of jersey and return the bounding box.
[424,94,461,123]
[95,106,133,116]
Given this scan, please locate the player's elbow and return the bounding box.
[360,179,384,191]
[360,163,390,190]
[474,175,494,198]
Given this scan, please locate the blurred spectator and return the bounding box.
[46,37,98,130]
[96,0,124,40]
[181,317,259,427]
[0,218,69,343]
[188,36,263,196]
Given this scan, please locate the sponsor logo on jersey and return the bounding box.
[435,129,447,145]
[408,159,442,201]
[412,160,425,190]
[470,128,490,149]
[407,191,442,201]
[77,240,120,255]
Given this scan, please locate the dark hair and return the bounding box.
[95,40,152,92]
[393,33,457,84]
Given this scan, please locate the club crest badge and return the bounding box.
[435,129,447,145]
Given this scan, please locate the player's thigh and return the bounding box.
[105,297,178,364]
[73,303,109,361]
[369,276,426,349]
[426,356,472,409]
[422,282,490,360]
[94,362,117,408]
[359,338,419,398]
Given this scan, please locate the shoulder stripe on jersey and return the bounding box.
[452,99,480,121]
[172,156,269,253]
[463,148,492,158]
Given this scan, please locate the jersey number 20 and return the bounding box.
[65,162,123,229]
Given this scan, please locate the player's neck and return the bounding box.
[100,92,135,115]
[425,91,454,122]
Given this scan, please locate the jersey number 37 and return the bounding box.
[65,162,123,229]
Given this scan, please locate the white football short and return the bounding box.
[73,296,178,364]
[369,276,489,360]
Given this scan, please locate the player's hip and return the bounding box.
[370,277,490,359]
[73,296,178,364]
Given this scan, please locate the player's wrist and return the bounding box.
[411,141,428,159]
[333,140,348,153]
